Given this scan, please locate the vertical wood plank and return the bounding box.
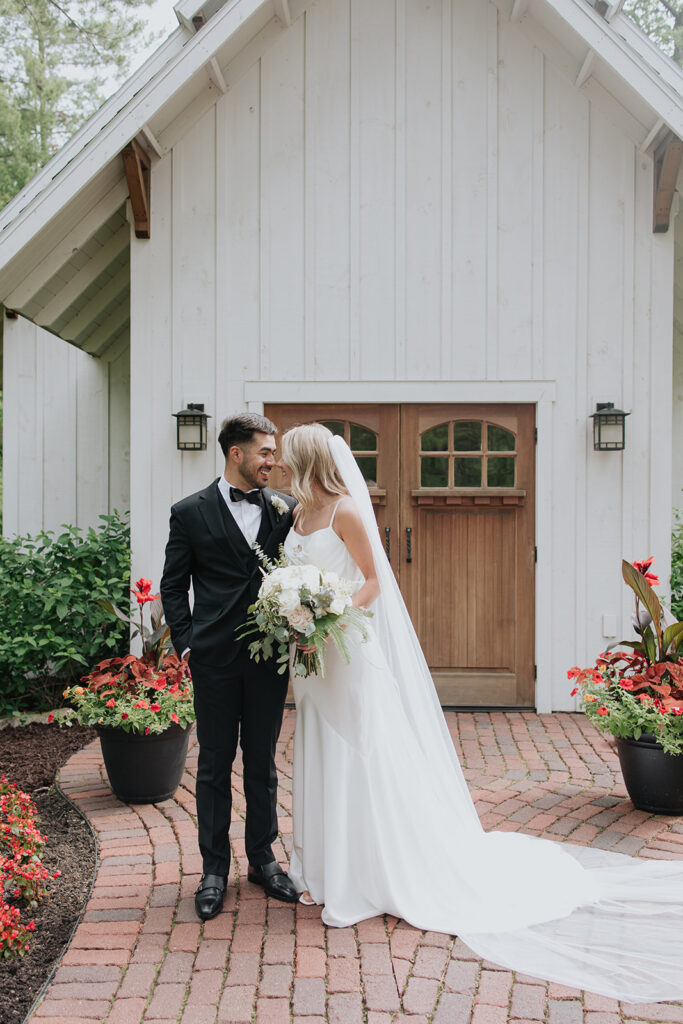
[304,0,351,380]
[496,16,537,380]
[261,18,306,380]
[486,1,499,380]
[42,329,77,530]
[76,346,109,525]
[354,0,396,379]
[108,343,130,514]
[452,0,489,381]
[542,65,589,709]
[584,104,633,667]
[172,107,217,498]
[404,0,443,379]
[130,153,174,592]
[216,63,261,443]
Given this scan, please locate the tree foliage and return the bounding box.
[624,0,683,65]
[0,0,156,208]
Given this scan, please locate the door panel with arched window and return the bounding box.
[264,403,535,707]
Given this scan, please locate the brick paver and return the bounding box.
[27,711,683,1023]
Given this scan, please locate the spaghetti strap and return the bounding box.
[328,499,343,529]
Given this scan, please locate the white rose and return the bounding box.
[329,597,347,616]
[297,564,321,591]
[278,589,301,615]
[287,605,314,632]
[259,573,279,598]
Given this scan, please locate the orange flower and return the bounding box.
[171,713,180,725]
[585,694,598,703]
[133,700,149,710]
[105,699,116,708]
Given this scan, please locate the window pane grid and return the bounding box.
[419,420,517,489]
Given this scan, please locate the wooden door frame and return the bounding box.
[245,379,556,712]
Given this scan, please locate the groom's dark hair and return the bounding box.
[218,412,278,456]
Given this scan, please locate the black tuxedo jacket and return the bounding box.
[160,481,296,668]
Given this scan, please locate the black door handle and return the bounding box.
[405,527,412,563]
[384,526,391,562]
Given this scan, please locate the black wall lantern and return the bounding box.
[173,403,210,451]
[590,402,629,451]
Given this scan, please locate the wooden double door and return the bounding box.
[265,403,536,707]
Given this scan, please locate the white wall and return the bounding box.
[2,315,129,536]
[130,0,676,709]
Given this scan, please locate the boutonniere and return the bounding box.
[270,495,289,517]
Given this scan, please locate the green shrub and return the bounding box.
[0,512,130,715]
[672,509,683,622]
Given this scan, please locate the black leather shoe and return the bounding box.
[194,873,226,920]
[247,861,298,903]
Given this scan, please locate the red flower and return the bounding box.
[567,667,581,680]
[620,680,635,690]
[105,699,116,708]
[121,713,129,720]
[672,707,683,716]
[632,557,660,588]
[597,706,609,716]
[170,712,179,725]
[144,727,150,735]
[47,713,54,723]
[570,687,578,697]
[133,700,149,710]
[150,704,161,713]
[130,578,160,605]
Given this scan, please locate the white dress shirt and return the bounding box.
[217,475,263,547]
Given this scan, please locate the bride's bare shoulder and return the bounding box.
[333,495,362,532]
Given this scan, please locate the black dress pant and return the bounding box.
[190,650,289,878]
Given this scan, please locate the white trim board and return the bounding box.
[243,380,557,404]
[244,378,556,713]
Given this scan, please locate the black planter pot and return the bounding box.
[615,733,683,815]
[96,722,191,803]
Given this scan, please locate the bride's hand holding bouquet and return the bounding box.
[236,546,372,677]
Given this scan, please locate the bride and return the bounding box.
[276,422,683,1004]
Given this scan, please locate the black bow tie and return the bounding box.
[229,486,262,506]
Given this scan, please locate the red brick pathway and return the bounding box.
[29,712,683,1024]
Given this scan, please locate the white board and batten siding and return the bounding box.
[2,316,130,535]
[129,0,676,711]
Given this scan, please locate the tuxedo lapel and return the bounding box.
[199,481,254,561]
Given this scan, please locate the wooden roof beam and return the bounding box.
[653,132,683,233]
[122,139,151,239]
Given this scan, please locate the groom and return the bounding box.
[160,412,298,920]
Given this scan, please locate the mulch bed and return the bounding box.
[0,723,98,1024]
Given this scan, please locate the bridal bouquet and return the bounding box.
[237,549,372,677]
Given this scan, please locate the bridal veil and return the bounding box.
[329,434,683,1003]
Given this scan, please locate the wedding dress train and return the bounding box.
[283,438,683,1004]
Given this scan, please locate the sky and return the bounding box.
[130,0,180,73]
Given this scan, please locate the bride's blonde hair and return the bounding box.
[281,423,347,515]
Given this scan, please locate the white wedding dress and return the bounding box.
[283,438,683,1004]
